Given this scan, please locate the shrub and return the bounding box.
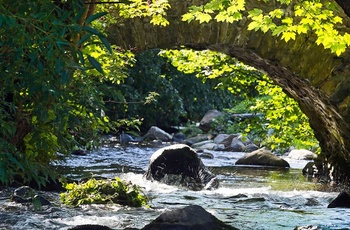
[60,178,148,207]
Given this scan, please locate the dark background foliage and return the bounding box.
[106,49,240,133]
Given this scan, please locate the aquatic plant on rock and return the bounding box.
[60,178,148,207]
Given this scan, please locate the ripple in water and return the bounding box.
[1,145,350,230]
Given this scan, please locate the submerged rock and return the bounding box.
[142,126,173,142]
[328,191,350,208]
[235,148,290,168]
[69,225,112,230]
[172,132,186,142]
[302,162,317,176]
[294,226,319,230]
[144,144,219,190]
[12,186,51,207]
[184,134,211,146]
[141,205,238,230]
[13,186,35,200]
[71,149,87,156]
[200,151,215,159]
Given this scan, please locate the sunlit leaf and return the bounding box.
[282,31,296,42]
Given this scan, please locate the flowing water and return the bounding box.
[1,143,350,230]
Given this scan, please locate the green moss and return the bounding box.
[267,171,322,191]
[60,177,148,207]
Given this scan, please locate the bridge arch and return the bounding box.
[109,0,350,182]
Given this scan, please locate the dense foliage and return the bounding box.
[60,177,148,207]
[162,49,318,152]
[248,79,319,152]
[108,50,239,131]
[0,0,134,186]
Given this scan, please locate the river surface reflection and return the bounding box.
[1,144,350,230]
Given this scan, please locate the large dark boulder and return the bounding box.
[328,191,350,208]
[69,225,112,230]
[144,144,219,190]
[141,205,238,230]
[235,148,290,168]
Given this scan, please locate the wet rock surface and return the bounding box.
[236,148,290,168]
[328,191,350,208]
[144,144,219,190]
[141,205,238,230]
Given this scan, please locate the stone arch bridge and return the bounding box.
[108,0,350,182]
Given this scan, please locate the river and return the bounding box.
[1,143,349,230]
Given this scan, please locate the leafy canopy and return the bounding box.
[182,0,350,56]
[247,78,319,152]
[161,49,318,152]
[98,0,171,26]
[159,49,260,96]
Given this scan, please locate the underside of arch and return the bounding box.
[108,0,350,182]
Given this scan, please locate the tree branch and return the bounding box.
[84,1,130,4]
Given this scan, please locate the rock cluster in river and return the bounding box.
[117,123,296,169]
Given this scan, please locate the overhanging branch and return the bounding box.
[84,1,130,4]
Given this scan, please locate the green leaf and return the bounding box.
[81,26,103,36]
[272,25,287,36]
[61,70,69,84]
[77,50,85,65]
[74,7,87,23]
[87,55,104,74]
[86,12,108,24]
[182,13,194,22]
[282,17,293,25]
[77,34,92,46]
[197,13,212,23]
[98,35,112,53]
[331,43,346,56]
[248,8,263,17]
[281,31,296,42]
[269,9,284,19]
[248,21,260,31]
[296,24,309,34]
